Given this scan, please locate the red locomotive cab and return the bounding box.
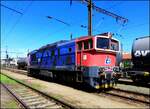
[76,33,120,89]
[76,36,95,68]
[76,33,120,68]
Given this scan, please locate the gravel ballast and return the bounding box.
[0,84,22,108]
[1,70,149,108]
[116,84,149,95]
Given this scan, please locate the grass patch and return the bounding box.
[0,74,17,85]
[20,79,45,90]
[50,93,64,100]
[5,101,20,108]
[30,82,44,89]
[1,71,45,90]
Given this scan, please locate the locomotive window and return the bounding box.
[43,50,50,57]
[78,42,82,50]
[89,39,93,49]
[84,41,89,50]
[111,40,119,51]
[111,43,118,51]
[46,52,49,57]
[58,48,60,58]
[31,54,36,61]
[51,50,55,56]
[69,48,72,52]
[97,38,109,49]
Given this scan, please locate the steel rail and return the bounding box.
[2,67,27,75]
[103,88,150,105]
[1,82,28,109]
[1,73,76,109]
[113,88,149,97]
[2,68,149,105]
[118,79,150,88]
[7,66,149,89]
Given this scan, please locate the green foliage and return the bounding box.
[6,101,19,108]
[0,74,17,85]
[123,60,132,69]
[1,72,45,91]
[20,79,44,90]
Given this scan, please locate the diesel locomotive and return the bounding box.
[27,32,121,89]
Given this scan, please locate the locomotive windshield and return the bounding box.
[97,37,119,51]
[97,38,109,49]
[110,39,119,51]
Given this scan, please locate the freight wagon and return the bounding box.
[17,57,28,70]
[27,33,122,89]
[128,36,150,83]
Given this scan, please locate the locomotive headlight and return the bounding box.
[144,72,149,76]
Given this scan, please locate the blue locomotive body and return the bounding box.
[28,40,76,71]
[28,33,120,89]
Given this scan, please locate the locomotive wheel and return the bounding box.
[27,71,33,77]
[131,76,140,83]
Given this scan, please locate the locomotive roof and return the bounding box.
[135,36,150,40]
[38,40,68,50]
[28,40,68,54]
[76,32,114,40]
[28,32,118,55]
[28,49,37,55]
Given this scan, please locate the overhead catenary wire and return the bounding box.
[47,1,92,38]
[48,1,125,38]
[81,1,125,35]
[0,3,23,15]
[2,1,34,44]
[46,13,89,38]
[81,0,128,24]
[123,23,148,30]
[47,1,147,40]
[1,51,24,54]
[92,1,125,34]
[92,17,105,32]
[111,1,127,38]
[115,22,149,40]
[1,3,23,44]
[47,16,70,26]
[1,1,33,59]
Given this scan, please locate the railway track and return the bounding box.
[96,88,150,106]
[2,68,150,106]
[2,67,27,75]
[1,73,75,109]
[118,78,150,88]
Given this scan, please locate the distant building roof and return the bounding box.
[123,52,131,60]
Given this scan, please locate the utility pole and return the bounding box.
[88,0,92,36]
[81,0,128,36]
[5,46,8,66]
[27,49,30,54]
[5,46,8,59]
[70,33,73,40]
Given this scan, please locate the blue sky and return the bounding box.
[1,0,149,59]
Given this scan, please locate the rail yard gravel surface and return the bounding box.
[1,84,22,108]
[1,69,149,108]
[116,83,149,95]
